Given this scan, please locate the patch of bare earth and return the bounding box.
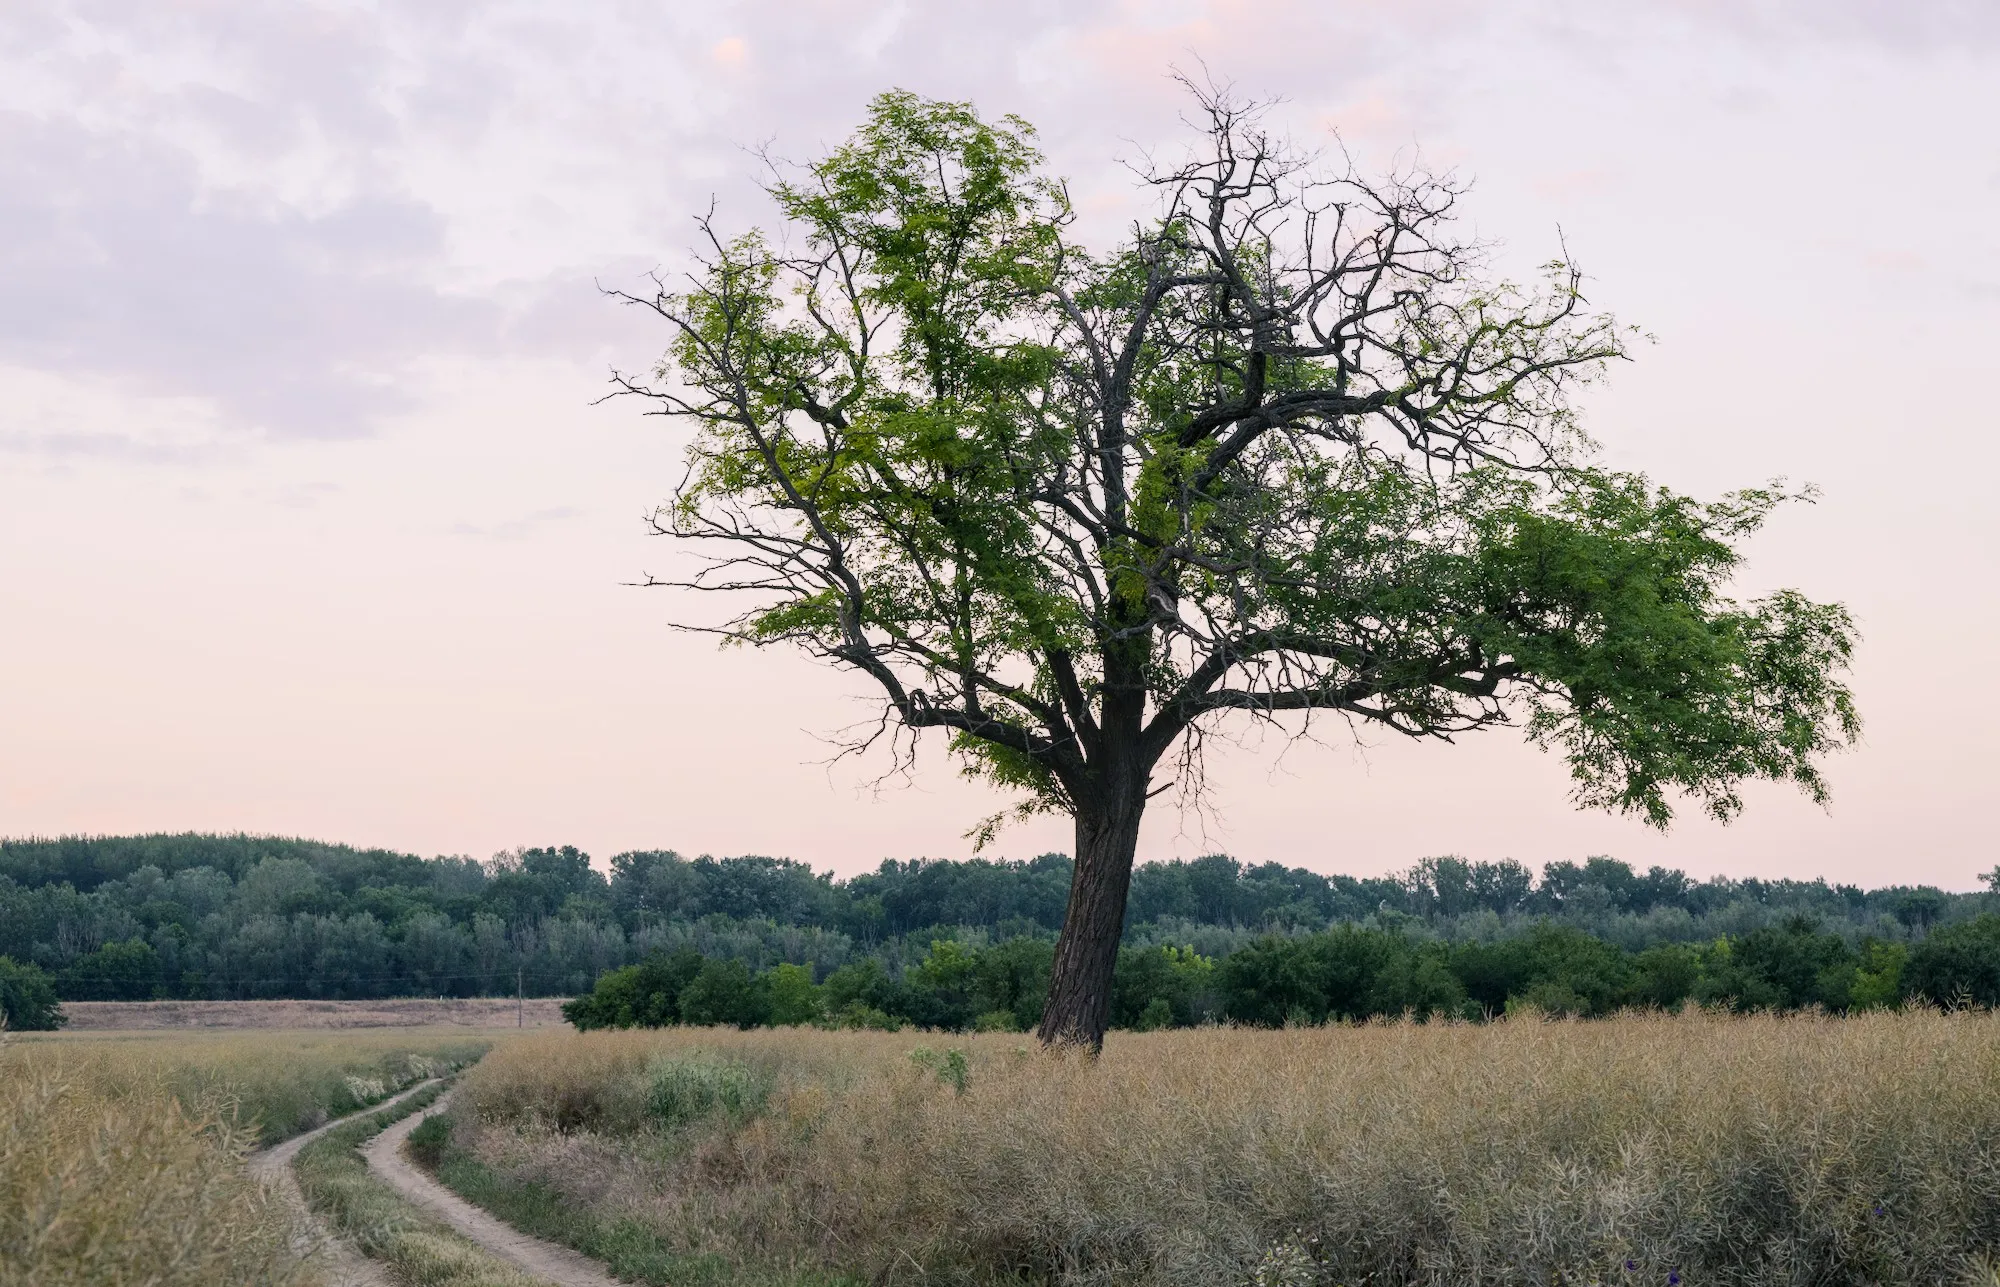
[62,997,571,1030]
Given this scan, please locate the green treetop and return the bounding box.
[613,84,1859,1048]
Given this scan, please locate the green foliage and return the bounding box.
[678,958,771,1028]
[968,936,1053,1031]
[764,962,824,1025]
[60,936,162,1001]
[972,1008,1021,1032]
[629,85,1859,898]
[1907,914,2000,1007]
[1628,943,1703,1009]
[563,949,706,1031]
[1470,475,1861,826]
[1218,927,1470,1025]
[647,1058,773,1132]
[821,958,900,1017]
[1696,916,1858,1012]
[552,899,2000,1033]
[0,956,63,1030]
[12,831,1999,1031]
[1111,944,1216,1028]
[1851,940,1908,1010]
[908,1045,970,1094]
[1454,924,1632,1017]
[9,832,1980,1016]
[405,1110,453,1169]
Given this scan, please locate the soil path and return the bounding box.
[364,1087,627,1287]
[248,1079,440,1287]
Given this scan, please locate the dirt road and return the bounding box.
[364,1089,626,1287]
[248,1080,440,1287]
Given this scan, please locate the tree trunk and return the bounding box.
[1037,787,1146,1051]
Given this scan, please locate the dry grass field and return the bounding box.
[0,1027,491,1286]
[432,1011,2000,1287]
[60,996,570,1030]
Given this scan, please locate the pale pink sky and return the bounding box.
[3,1,1996,888]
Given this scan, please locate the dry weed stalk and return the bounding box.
[0,1055,310,1286]
[454,1010,2000,1286]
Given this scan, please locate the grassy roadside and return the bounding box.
[406,1111,856,1287]
[292,1080,539,1287]
[0,1029,496,1287]
[8,1029,493,1144]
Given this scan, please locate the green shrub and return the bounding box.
[1698,916,1857,1012]
[1851,939,1908,1010]
[1133,997,1174,1031]
[765,962,824,1025]
[1908,914,2000,1006]
[647,1058,772,1132]
[679,959,772,1028]
[1628,943,1701,1009]
[908,1045,970,1094]
[825,1001,901,1031]
[821,959,904,1018]
[970,936,1053,1031]
[1218,935,1332,1026]
[407,1111,452,1169]
[973,1008,1021,1032]
[1112,944,1215,1028]
[0,956,64,1030]
[563,948,706,1030]
[1452,924,1631,1017]
[59,937,163,1001]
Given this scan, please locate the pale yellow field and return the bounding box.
[448,1011,2000,1287]
[59,997,569,1031]
[0,1026,494,1287]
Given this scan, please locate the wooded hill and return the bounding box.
[0,833,1987,1004]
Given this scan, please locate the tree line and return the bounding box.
[566,914,2000,1034]
[0,833,1991,1031]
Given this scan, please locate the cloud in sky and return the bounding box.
[0,110,490,439]
[2,0,1997,885]
[6,0,1980,446]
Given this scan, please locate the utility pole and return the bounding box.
[516,966,523,1028]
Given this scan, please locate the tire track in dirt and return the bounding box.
[363,1087,627,1287]
[249,1079,439,1287]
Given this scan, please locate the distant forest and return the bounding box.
[0,833,1991,1004]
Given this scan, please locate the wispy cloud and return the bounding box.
[450,506,584,541]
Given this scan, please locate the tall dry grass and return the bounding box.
[0,1028,491,1287]
[8,1028,491,1142]
[450,1011,2000,1286]
[1,1047,307,1286]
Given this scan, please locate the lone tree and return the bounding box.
[613,87,1858,1049]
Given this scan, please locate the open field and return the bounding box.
[0,1027,492,1286]
[59,997,572,1030]
[425,1012,2000,1287]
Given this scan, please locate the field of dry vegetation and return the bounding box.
[0,1028,490,1286]
[432,1012,2000,1287]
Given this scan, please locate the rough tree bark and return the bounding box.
[1037,769,1148,1048]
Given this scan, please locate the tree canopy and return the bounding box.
[614,85,1859,1047]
